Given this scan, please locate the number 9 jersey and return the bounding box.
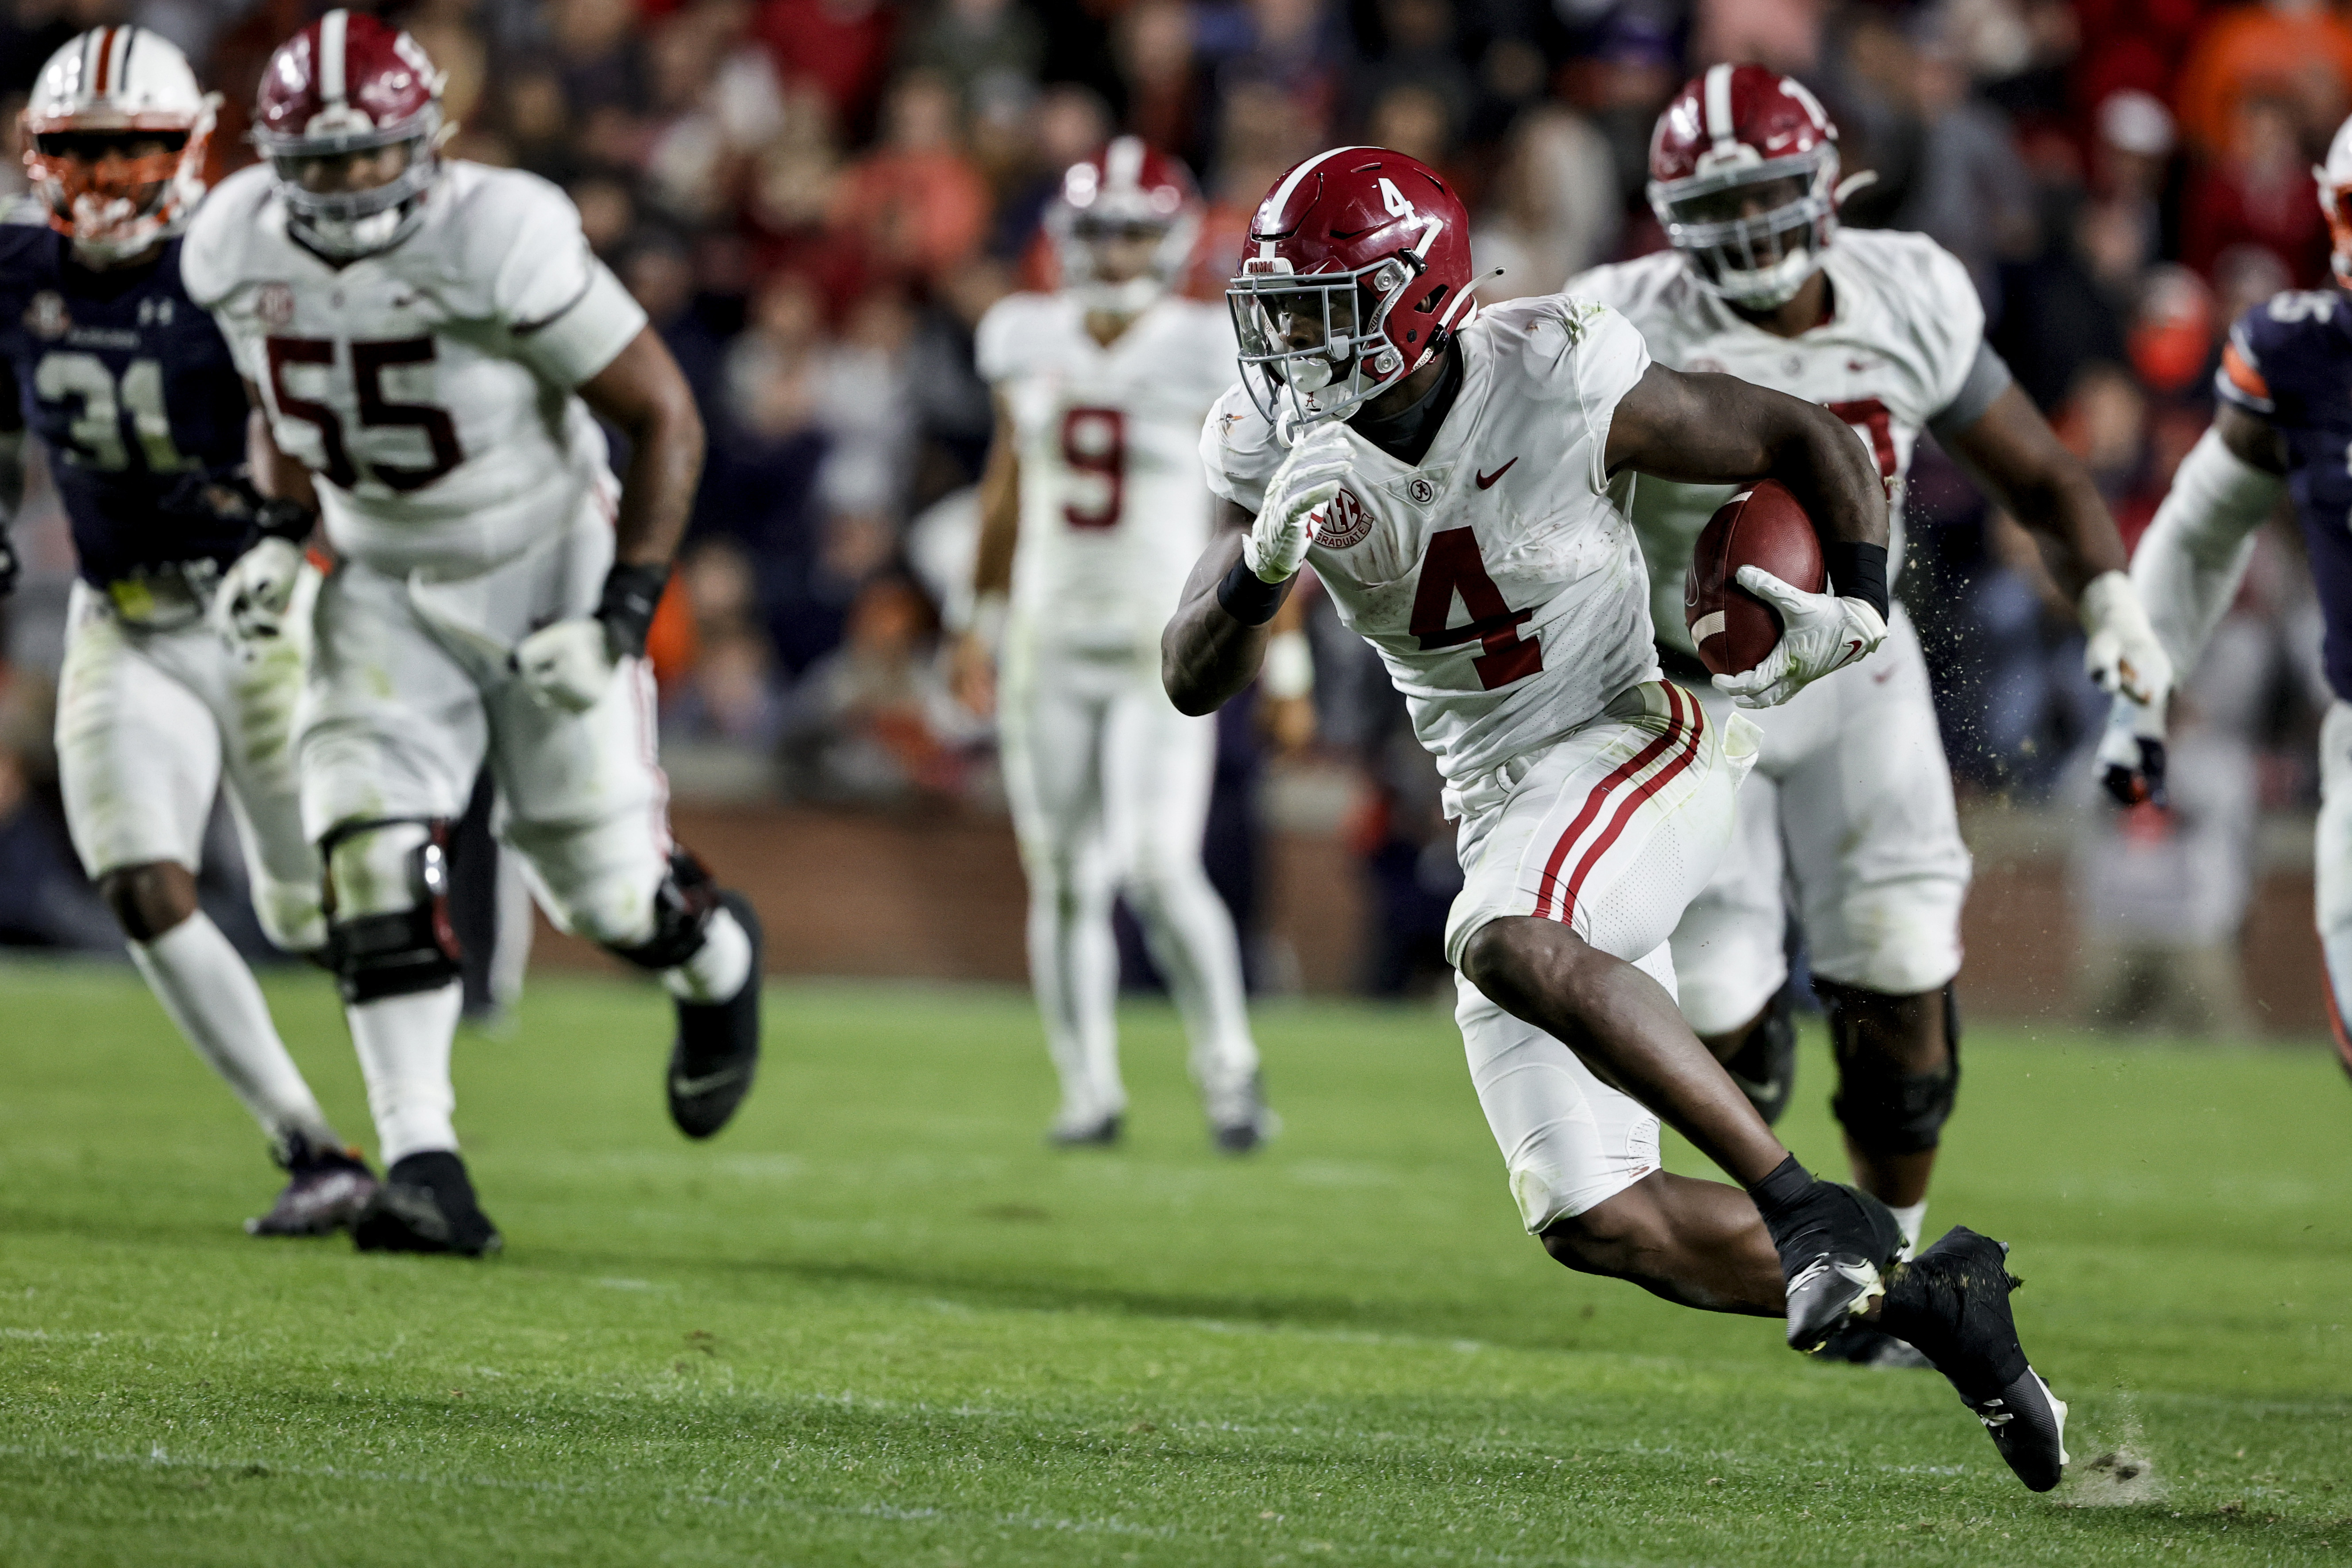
[180,161,648,578]
[975,290,1237,654]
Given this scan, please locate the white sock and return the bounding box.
[131,913,335,1151]
[347,983,463,1166]
[1889,1200,1929,1253]
[662,908,752,1003]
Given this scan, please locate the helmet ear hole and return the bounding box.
[1416,283,1448,315]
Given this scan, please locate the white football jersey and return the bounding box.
[976,292,1236,653]
[1569,229,1982,654]
[1202,296,1656,786]
[181,161,648,578]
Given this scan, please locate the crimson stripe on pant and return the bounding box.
[1532,687,1694,920]
[1557,687,1706,928]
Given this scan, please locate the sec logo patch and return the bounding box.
[257,282,296,329]
[1312,485,1373,549]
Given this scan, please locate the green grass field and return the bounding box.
[2,960,2347,1566]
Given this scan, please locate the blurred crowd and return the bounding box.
[0,0,2345,1021]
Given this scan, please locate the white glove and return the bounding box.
[211,536,305,642]
[2095,691,2169,806]
[1245,422,1353,582]
[1712,565,1888,709]
[2079,569,2174,709]
[514,618,618,713]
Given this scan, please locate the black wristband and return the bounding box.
[1215,557,1288,626]
[1745,1153,1815,1217]
[596,560,672,659]
[254,498,315,545]
[1823,541,1889,622]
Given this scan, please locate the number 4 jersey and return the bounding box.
[1200,295,1657,788]
[1568,228,1992,659]
[0,215,250,584]
[180,161,647,578]
[976,291,1237,655]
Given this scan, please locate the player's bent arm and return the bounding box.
[951,397,1022,714]
[245,391,320,519]
[2132,404,2287,675]
[1940,383,2124,597]
[1604,364,1888,558]
[510,327,708,714]
[577,327,707,572]
[206,382,319,642]
[1163,498,1294,717]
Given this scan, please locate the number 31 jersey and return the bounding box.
[181,161,648,578]
[976,292,1236,654]
[1201,296,1656,788]
[1568,228,1985,657]
[0,218,249,584]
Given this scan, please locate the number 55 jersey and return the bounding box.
[180,160,645,579]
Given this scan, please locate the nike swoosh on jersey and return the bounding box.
[1476,458,1519,489]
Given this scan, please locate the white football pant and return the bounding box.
[1445,680,1760,1232]
[999,633,1259,1129]
[2314,702,2352,1038]
[1667,607,1973,1036]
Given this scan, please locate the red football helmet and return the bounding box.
[251,8,447,259]
[1648,64,1847,310]
[1227,146,1478,433]
[1046,137,1201,315]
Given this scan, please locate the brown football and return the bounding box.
[1684,479,1827,677]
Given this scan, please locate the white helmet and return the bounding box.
[20,27,218,265]
[2316,114,2352,289]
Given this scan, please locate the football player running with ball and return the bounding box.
[1568,66,2167,1361]
[1166,146,2069,1490]
[956,141,1278,1151]
[181,12,762,1256]
[2115,112,2352,1086]
[1,27,378,1236]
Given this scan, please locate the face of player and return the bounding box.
[1073,219,1165,287]
[1666,173,1810,263]
[36,131,183,224]
[281,141,414,197]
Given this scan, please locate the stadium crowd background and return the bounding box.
[0,0,2340,1032]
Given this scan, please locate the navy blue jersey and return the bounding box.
[2218,286,2352,703]
[0,218,252,584]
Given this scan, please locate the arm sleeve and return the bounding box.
[2131,425,2285,672]
[1565,300,1651,493]
[1925,342,2014,442]
[494,181,648,388]
[1908,239,1988,417]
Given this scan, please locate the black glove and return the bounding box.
[2099,735,2170,809]
[595,560,672,660]
[162,467,313,545]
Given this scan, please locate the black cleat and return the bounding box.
[1047,1113,1123,1148]
[352,1151,502,1257]
[1880,1226,2069,1492]
[1208,1074,1280,1155]
[1722,990,1798,1124]
[1812,1317,1933,1369]
[247,1136,378,1237]
[667,891,763,1140]
[1764,1178,1907,1352]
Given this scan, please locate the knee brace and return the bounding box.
[1824,982,1961,1155]
[320,818,461,1004]
[601,847,719,972]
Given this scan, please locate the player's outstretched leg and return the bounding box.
[1879,1228,2070,1491]
[99,861,378,1233]
[1459,917,1906,1348]
[578,848,762,1139]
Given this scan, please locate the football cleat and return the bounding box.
[1811,1318,1932,1369]
[352,1151,502,1257]
[246,1135,378,1237]
[667,891,764,1140]
[1879,1226,2069,1492]
[1764,1177,1908,1352]
[1047,1113,1123,1148]
[1208,1074,1280,1155]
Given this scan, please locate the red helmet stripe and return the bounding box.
[89,26,113,96]
[319,8,349,107]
